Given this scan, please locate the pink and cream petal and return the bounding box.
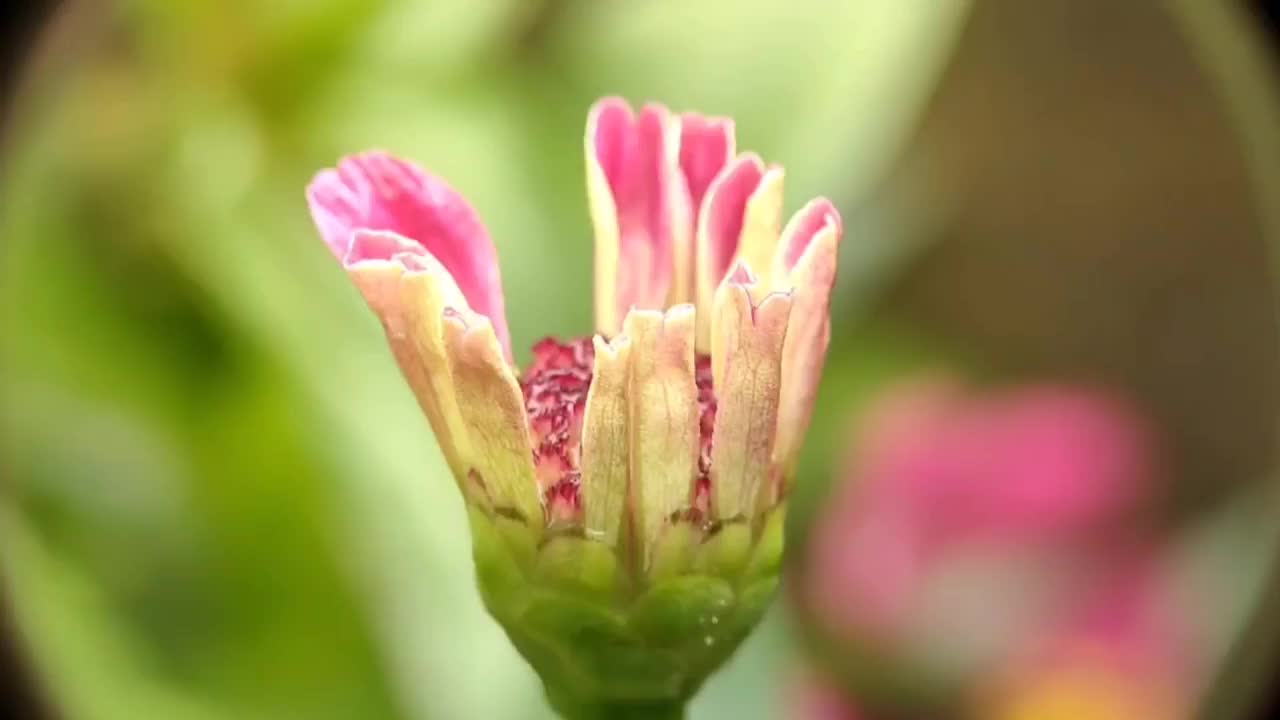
[309,169,369,258]
[694,154,784,350]
[710,266,793,520]
[586,98,682,335]
[697,156,763,325]
[671,113,736,305]
[344,231,473,487]
[442,309,544,526]
[731,166,786,287]
[772,198,841,281]
[623,306,700,566]
[586,100,624,336]
[771,201,843,482]
[343,229,427,266]
[678,114,737,218]
[580,335,634,547]
[306,151,513,358]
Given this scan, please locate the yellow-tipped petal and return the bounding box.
[586,99,683,336]
[586,113,623,336]
[442,309,543,526]
[771,203,842,484]
[673,112,737,307]
[580,334,634,547]
[668,167,696,308]
[710,271,792,520]
[347,234,471,483]
[731,166,786,290]
[693,156,783,351]
[624,306,700,567]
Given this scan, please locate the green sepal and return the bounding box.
[535,533,620,599]
[647,522,699,580]
[630,576,735,650]
[694,521,752,579]
[467,504,536,610]
[743,502,786,582]
[465,492,790,720]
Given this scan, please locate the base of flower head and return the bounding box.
[465,499,787,716]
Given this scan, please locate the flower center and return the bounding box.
[521,336,716,525]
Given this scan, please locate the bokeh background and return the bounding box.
[2,1,1279,718]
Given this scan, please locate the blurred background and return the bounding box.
[2,1,1278,718]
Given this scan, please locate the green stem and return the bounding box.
[545,684,686,720]
[552,701,685,720]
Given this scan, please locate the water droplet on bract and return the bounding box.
[710,615,719,625]
[704,635,714,646]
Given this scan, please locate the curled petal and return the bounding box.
[672,113,736,305]
[587,98,682,335]
[344,231,473,486]
[623,305,700,567]
[771,200,843,482]
[679,114,737,216]
[307,151,512,357]
[442,309,543,525]
[710,265,792,519]
[580,335,633,547]
[344,228,426,266]
[695,154,785,350]
[733,166,786,287]
[773,197,842,279]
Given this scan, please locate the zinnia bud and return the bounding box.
[307,98,842,719]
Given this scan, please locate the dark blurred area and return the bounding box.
[879,0,1279,518]
[2,2,1279,719]
[0,1,56,124]
[4,4,58,719]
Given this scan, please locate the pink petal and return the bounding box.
[590,98,677,318]
[678,113,735,220]
[779,198,842,273]
[344,229,426,266]
[700,154,766,295]
[771,200,842,475]
[984,390,1152,538]
[306,151,511,357]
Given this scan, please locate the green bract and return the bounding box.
[468,503,785,720]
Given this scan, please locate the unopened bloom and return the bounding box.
[308,97,841,718]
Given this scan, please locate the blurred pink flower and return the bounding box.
[806,379,1157,637]
[978,556,1198,720]
[789,669,865,720]
[795,377,1208,719]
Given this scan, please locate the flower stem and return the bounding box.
[545,684,686,720]
[553,701,685,720]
